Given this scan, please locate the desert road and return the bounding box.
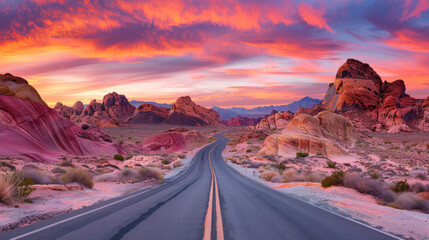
[1,134,402,240]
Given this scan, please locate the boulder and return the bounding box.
[0,73,46,105]
[258,111,357,157]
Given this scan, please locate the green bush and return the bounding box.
[370,173,379,179]
[113,154,125,161]
[61,168,94,188]
[391,180,410,193]
[119,140,124,145]
[278,163,286,172]
[246,149,252,153]
[321,171,344,188]
[316,152,323,156]
[296,152,309,158]
[326,161,337,169]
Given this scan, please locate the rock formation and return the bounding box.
[222,116,261,126]
[0,73,46,105]
[258,111,357,157]
[126,104,169,124]
[55,92,134,127]
[256,110,294,130]
[138,128,204,153]
[0,75,124,162]
[127,96,221,126]
[306,59,427,132]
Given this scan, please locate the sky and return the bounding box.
[0,0,428,108]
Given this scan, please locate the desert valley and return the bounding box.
[1,59,428,239]
[1,1,429,239]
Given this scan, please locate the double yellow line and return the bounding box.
[203,142,225,240]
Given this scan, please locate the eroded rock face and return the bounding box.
[258,111,357,157]
[0,95,123,162]
[314,59,426,132]
[165,96,220,126]
[138,128,204,153]
[256,111,294,129]
[0,73,46,105]
[222,116,261,126]
[126,104,169,124]
[102,92,136,120]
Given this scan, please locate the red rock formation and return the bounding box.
[222,116,261,126]
[126,104,169,124]
[312,59,427,132]
[138,128,204,153]
[256,111,294,129]
[102,92,136,120]
[258,111,357,157]
[0,73,46,105]
[164,96,220,126]
[0,95,124,162]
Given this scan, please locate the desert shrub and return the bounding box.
[259,137,266,141]
[326,161,337,169]
[119,140,124,145]
[51,167,67,174]
[59,160,74,167]
[173,160,182,168]
[135,141,141,144]
[128,137,132,140]
[321,171,344,188]
[260,171,280,182]
[343,174,395,202]
[113,154,124,161]
[137,167,163,182]
[316,152,323,156]
[246,142,252,144]
[177,153,186,159]
[120,168,132,176]
[417,150,422,155]
[393,192,429,213]
[296,152,309,158]
[0,173,35,205]
[415,173,427,180]
[278,163,286,172]
[391,180,410,193]
[384,141,392,144]
[246,149,252,153]
[21,164,55,184]
[410,182,427,193]
[282,169,296,182]
[61,168,94,188]
[370,172,379,179]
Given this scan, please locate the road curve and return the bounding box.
[1,134,402,240]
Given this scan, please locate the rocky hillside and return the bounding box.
[0,73,124,162]
[301,59,428,132]
[55,92,135,127]
[221,116,261,126]
[127,96,221,126]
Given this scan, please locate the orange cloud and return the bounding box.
[298,2,334,33]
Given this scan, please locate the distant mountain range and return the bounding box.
[213,97,322,120]
[129,97,321,120]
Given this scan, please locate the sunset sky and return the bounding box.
[0,0,428,108]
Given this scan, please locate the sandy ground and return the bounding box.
[225,158,429,240]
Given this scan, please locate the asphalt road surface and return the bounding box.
[1,134,402,240]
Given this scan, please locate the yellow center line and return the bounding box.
[203,141,225,240]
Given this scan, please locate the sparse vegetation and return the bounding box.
[0,172,35,205]
[370,172,379,179]
[61,168,94,188]
[119,140,124,145]
[391,180,410,193]
[58,160,74,167]
[113,154,125,161]
[246,149,252,153]
[21,164,55,184]
[260,171,280,182]
[296,152,309,158]
[137,167,163,182]
[321,171,344,188]
[326,161,337,169]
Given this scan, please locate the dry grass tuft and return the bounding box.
[61,168,94,188]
